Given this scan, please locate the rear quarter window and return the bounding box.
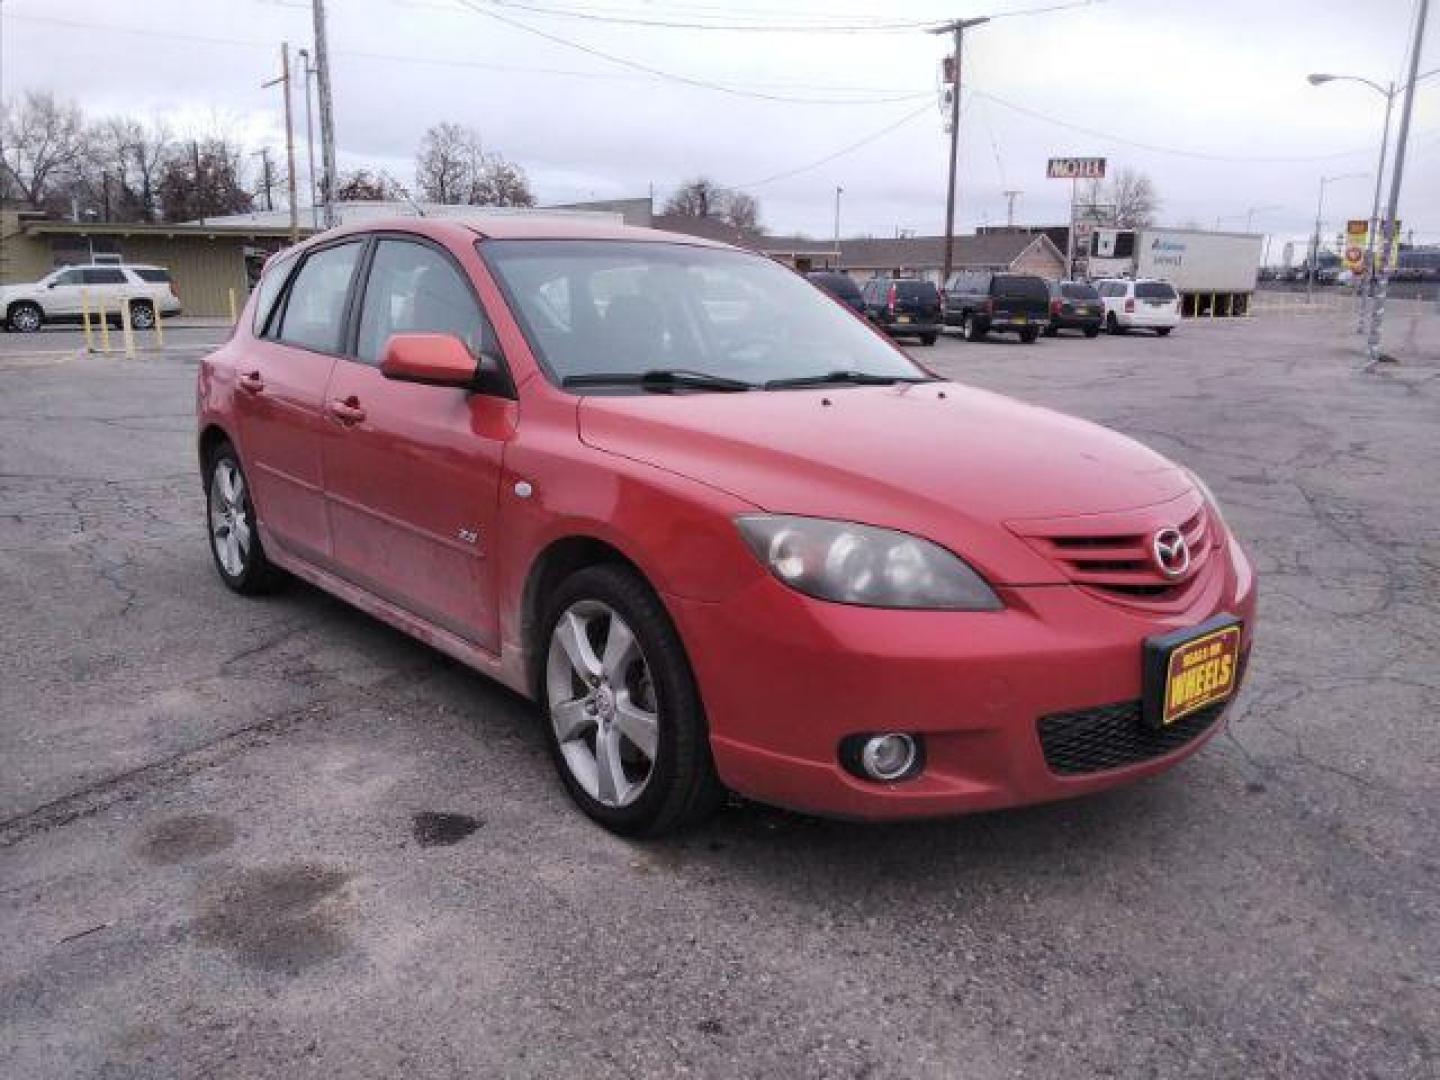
[132,268,171,284]
[253,252,299,336]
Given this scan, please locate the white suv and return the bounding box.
[1094,277,1181,336]
[0,263,182,333]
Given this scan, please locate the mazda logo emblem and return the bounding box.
[1152,527,1190,578]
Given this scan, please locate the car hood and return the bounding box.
[577,381,1191,585]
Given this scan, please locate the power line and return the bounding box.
[449,0,933,103]
[467,0,937,33]
[736,100,940,188]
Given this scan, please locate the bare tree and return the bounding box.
[415,121,482,204]
[470,157,534,207]
[156,137,254,222]
[725,190,760,231]
[663,176,760,230]
[0,91,87,212]
[336,168,406,201]
[1081,167,1160,229]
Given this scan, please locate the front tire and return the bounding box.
[1084,327,1100,338]
[919,333,937,346]
[1106,312,1122,335]
[205,441,283,595]
[8,302,42,333]
[540,564,724,837]
[1020,328,1039,344]
[1156,327,1173,337]
[963,314,986,342]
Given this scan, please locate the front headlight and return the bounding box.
[736,515,1001,610]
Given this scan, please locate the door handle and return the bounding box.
[238,371,265,393]
[328,397,366,424]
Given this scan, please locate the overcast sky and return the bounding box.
[2,0,1436,254]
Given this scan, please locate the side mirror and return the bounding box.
[379,332,509,395]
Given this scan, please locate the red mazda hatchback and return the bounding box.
[197,217,1256,836]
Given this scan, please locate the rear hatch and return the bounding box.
[1136,281,1180,313]
[888,280,940,324]
[991,274,1050,322]
[1055,282,1102,319]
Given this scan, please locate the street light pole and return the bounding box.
[1368,0,1430,366]
[1308,174,1366,302]
[930,17,989,288]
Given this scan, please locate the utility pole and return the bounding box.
[1367,0,1428,367]
[299,47,319,230]
[262,43,301,242]
[1002,189,1021,228]
[929,17,989,287]
[312,0,340,229]
[254,148,276,211]
[833,185,843,264]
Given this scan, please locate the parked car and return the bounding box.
[859,277,941,344]
[805,270,866,316]
[0,263,181,333]
[942,270,1049,343]
[1045,280,1104,337]
[1095,278,1182,335]
[198,217,1256,836]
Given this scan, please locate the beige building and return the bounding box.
[1,210,306,318]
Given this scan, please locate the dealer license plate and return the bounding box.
[1142,617,1243,728]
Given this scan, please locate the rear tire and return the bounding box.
[919,333,937,346]
[963,314,986,342]
[129,301,156,330]
[1083,327,1100,339]
[8,302,42,333]
[204,441,284,595]
[1020,328,1039,344]
[1044,326,1058,338]
[1106,312,1122,335]
[539,564,725,837]
[1156,327,1173,337]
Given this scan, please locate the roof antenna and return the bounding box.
[395,184,426,218]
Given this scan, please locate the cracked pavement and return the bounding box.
[1,311,1437,1079]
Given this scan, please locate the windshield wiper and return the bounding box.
[763,370,932,390]
[562,369,754,393]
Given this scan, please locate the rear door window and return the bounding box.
[82,267,127,286]
[276,241,363,353]
[1136,282,1178,300]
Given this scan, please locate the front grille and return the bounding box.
[1009,491,1215,610]
[1037,699,1225,776]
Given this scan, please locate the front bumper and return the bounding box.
[668,535,1256,820]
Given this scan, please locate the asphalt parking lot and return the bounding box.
[2,310,1437,1079]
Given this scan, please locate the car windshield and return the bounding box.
[483,240,926,389]
[1136,282,1177,299]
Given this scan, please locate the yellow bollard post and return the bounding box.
[80,289,94,351]
[119,298,136,360]
[153,302,165,347]
[98,297,112,353]
[228,287,238,324]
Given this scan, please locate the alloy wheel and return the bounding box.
[11,305,41,332]
[208,459,253,577]
[546,599,660,808]
[130,303,155,329]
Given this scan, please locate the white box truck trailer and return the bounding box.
[1085,227,1264,317]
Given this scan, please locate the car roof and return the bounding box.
[302,215,735,251]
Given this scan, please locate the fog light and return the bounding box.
[859,733,919,781]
